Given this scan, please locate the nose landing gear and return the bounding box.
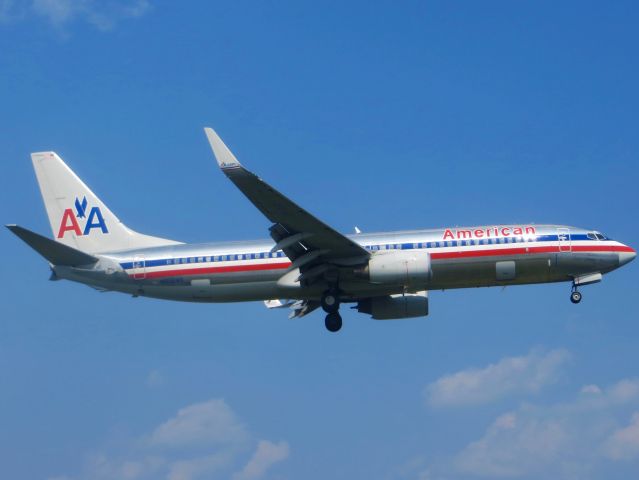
[321,289,342,332]
[570,284,582,304]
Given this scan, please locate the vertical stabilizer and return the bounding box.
[31,152,180,253]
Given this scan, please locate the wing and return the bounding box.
[204,128,370,275]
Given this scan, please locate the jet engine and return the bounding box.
[354,250,431,287]
[357,291,429,320]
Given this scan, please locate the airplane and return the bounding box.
[7,128,636,332]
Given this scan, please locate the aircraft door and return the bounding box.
[132,255,146,280]
[557,228,571,252]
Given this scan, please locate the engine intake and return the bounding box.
[357,291,429,320]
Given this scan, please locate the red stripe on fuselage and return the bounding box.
[572,245,634,253]
[141,262,292,279]
[431,244,632,260]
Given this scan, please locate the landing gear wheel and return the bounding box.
[321,290,340,313]
[570,291,582,304]
[325,312,342,332]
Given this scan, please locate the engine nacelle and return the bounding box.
[357,291,429,320]
[356,250,431,287]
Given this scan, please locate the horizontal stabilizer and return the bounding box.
[6,225,98,266]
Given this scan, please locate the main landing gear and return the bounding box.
[321,289,342,332]
[325,312,342,332]
[570,283,582,304]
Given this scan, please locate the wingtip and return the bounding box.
[203,127,241,169]
[30,151,59,160]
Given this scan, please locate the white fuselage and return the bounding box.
[55,224,635,303]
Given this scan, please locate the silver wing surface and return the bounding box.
[204,128,370,284]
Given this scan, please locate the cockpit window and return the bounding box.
[588,231,608,240]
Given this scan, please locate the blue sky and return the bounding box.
[1,1,638,479]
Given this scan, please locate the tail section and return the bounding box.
[31,152,180,253]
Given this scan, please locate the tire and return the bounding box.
[570,291,582,304]
[325,313,342,332]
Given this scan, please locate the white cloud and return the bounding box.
[233,440,290,480]
[32,0,73,25]
[455,410,571,477]
[424,349,570,407]
[607,379,639,404]
[0,0,21,22]
[167,451,234,480]
[580,384,602,395]
[603,412,639,460]
[1,0,150,30]
[450,378,639,478]
[149,399,249,449]
[55,398,289,480]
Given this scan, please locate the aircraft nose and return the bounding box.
[619,247,636,267]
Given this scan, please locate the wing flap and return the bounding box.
[263,299,320,319]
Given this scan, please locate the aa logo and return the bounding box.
[57,196,109,238]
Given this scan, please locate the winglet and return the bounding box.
[204,127,242,169]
